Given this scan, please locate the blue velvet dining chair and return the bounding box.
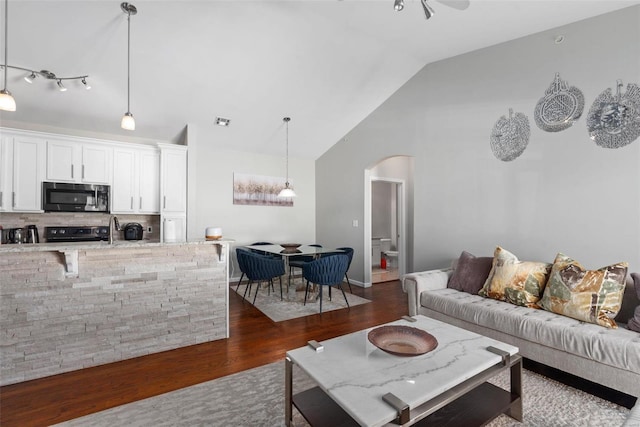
[323,247,354,293]
[302,254,350,313]
[238,249,285,304]
[289,244,322,286]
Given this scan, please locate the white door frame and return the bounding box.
[363,171,407,286]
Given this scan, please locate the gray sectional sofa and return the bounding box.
[402,266,640,400]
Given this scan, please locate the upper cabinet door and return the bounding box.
[46,140,112,184]
[161,148,187,213]
[82,144,112,184]
[46,140,77,182]
[13,137,45,211]
[111,148,136,213]
[139,150,160,213]
[0,136,13,211]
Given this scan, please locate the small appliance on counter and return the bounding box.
[124,223,143,240]
[44,226,110,242]
[1,225,39,244]
[205,227,222,240]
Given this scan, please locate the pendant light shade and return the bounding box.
[121,112,135,130]
[1,0,16,112]
[121,2,137,130]
[278,117,297,198]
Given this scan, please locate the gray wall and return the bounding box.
[316,6,640,282]
[372,181,393,239]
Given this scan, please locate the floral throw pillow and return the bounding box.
[538,253,628,329]
[478,247,552,308]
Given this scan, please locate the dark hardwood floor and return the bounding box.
[1,279,635,426]
[0,280,409,427]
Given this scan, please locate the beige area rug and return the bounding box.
[231,280,370,322]
[55,361,631,427]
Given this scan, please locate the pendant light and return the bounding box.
[121,2,137,130]
[0,0,16,111]
[278,117,297,198]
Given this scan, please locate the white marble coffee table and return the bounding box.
[285,315,522,427]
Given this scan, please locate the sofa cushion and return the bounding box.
[420,287,640,374]
[479,246,552,308]
[448,251,493,294]
[539,253,628,329]
[628,273,640,333]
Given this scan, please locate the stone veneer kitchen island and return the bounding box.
[0,239,231,386]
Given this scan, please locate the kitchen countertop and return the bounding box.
[0,238,234,253]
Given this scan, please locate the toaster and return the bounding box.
[124,223,144,240]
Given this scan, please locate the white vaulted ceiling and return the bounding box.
[1,0,638,158]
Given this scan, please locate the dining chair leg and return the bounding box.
[339,283,350,308]
[303,280,310,306]
[279,276,283,301]
[252,281,259,305]
[319,285,323,314]
[243,280,252,301]
[236,272,245,292]
[345,273,353,293]
[329,285,332,301]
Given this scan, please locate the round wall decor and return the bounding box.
[534,73,584,132]
[490,108,530,161]
[586,80,640,149]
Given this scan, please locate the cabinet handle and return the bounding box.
[71,164,74,179]
[0,191,2,208]
[163,196,166,209]
[130,196,133,210]
[12,191,15,208]
[82,165,85,180]
[139,196,142,210]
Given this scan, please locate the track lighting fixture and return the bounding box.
[121,2,137,131]
[394,0,404,12]
[81,78,91,90]
[277,117,297,198]
[0,0,89,112]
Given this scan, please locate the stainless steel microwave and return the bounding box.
[42,182,110,212]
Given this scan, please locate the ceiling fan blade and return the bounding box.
[436,0,471,11]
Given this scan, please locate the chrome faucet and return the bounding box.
[109,216,120,244]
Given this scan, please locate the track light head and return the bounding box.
[24,72,36,83]
[421,0,435,19]
[394,0,404,12]
[57,80,67,92]
[82,78,91,90]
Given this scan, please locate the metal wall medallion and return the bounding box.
[490,108,531,161]
[586,80,640,149]
[534,73,584,132]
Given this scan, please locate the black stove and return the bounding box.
[44,226,110,242]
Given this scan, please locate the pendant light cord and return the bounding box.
[126,9,131,113]
[3,0,8,91]
[285,119,289,183]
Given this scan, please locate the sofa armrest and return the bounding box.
[402,269,453,316]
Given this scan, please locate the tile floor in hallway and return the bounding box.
[372,266,399,283]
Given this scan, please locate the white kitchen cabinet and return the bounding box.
[160,146,187,213]
[0,136,13,211]
[46,140,111,184]
[12,136,46,212]
[160,145,187,242]
[111,147,160,214]
[139,150,160,213]
[111,148,137,213]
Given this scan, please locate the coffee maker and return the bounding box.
[3,225,39,244]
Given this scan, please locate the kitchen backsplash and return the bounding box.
[0,213,161,242]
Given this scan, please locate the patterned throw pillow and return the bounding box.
[538,253,628,329]
[479,247,552,308]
